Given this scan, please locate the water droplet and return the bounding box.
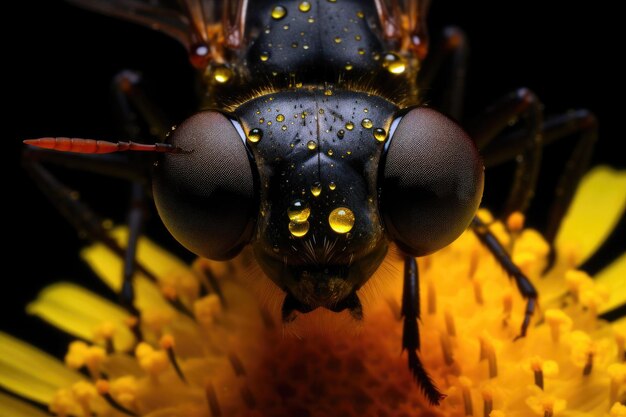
[334,37,342,44]
[355,35,362,41]
[345,122,354,131]
[288,200,311,222]
[281,125,287,131]
[318,108,325,114]
[299,1,311,12]
[212,65,233,83]
[247,128,263,143]
[271,5,287,20]
[363,108,369,113]
[283,24,290,30]
[329,182,336,190]
[337,129,345,139]
[382,52,406,74]
[373,128,387,142]
[296,82,303,87]
[308,17,315,23]
[327,149,334,156]
[358,48,365,55]
[327,0,337,2]
[260,51,270,62]
[345,63,353,71]
[311,182,322,197]
[324,89,333,96]
[303,44,310,50]
[361,118,373,129]
[259,118,265,123]
[356,11,364,18]
[291,42,299,48]
[307,140,317,150]
[276,114,285,122]
[289,220,310,237]
[267,121,273,126]
[329,207,355,234]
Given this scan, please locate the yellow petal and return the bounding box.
[556,166,626,265]
[0,332,83,404]
[0,391,51,417]
[80,228,181,312]
[596,253,626,314]
[26,283,134,351]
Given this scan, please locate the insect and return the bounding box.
[22,0,598,405]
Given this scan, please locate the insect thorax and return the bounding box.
[203,0,420,111]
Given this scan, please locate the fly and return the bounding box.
[23,0,598,405]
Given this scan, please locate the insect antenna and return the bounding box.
[23,137,184,154]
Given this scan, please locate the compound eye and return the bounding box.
[153,111,257,260]
[380,108,484,256]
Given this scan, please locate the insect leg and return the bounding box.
[418,26,469,120]
[471,216,538,339]
[468,88,544,218]
[402,255,445,405]
[541,111,598,258]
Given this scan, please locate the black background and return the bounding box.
[6,0,625,357]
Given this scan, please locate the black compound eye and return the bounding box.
[153,111,257,260]
[380,108,484,256]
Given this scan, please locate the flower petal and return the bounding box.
[0,392,51,417]
[596,253,626,314]
[80,228,181,312]
[0,332,83,404]
[556,166,626,265]
[26,283,135,351]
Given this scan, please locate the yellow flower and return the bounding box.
[1,166,626,417]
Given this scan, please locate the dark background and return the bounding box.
[6,0,625,358]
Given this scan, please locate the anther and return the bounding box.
[96,379,138,417]
[160,335,187,384]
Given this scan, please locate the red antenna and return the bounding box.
[23,137,183,154]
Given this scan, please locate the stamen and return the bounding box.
[473,278,484,305]
[160,335,187,384]
[440,333,454,366]
[482,388,493,417]
[445,310,457,337]
[427,280,437,315]
[531,359,544,390]
[459,377,473,416]
[607,364,626,405]
[480,338,498,378]
[468,248,479,279]
[24,137,183,154]
[615,332,625,361]
[502,292,513,327]
[545,309,572,344]
[583,352,594,376]
[96,379,138,417]
[125,316,144,345]
[240,385,256,409]
[228,352,247,376]
[161,285,196,319]
[565,270,593,304]
[205,382,222,417]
